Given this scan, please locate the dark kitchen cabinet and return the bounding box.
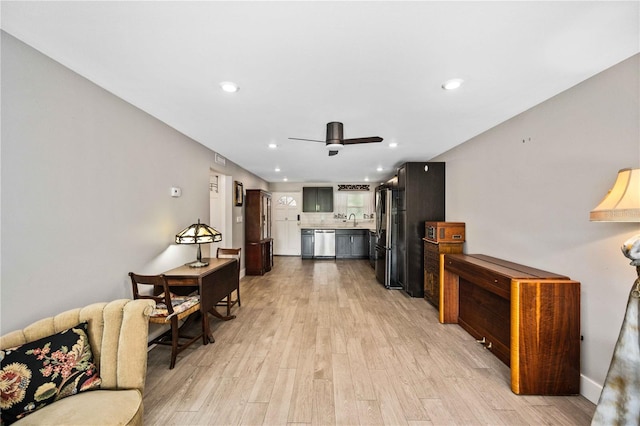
[302,187,333,212]
[335,229,368,259]
[369,231,376,268]
[301,229,314,259]
[245,189,273,275]
[335,234,351,258]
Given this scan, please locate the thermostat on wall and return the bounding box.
[171,187,182,197]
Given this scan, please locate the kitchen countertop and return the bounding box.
[300,225,376,231]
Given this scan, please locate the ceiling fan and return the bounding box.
[289,122,383,156]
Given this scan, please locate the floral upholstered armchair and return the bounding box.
[1,299,154,425]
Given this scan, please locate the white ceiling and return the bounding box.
[2,1,638,183]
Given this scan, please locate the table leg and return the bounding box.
[208,307,236,321]
[201,310,214,344]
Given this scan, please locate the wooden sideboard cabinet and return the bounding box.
[423,239,463,308]
[245,189,273,275]
[440,254,580,395]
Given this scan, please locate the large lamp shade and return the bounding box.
[175,219,222,267]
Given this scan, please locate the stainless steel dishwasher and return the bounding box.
[313,229,335,258]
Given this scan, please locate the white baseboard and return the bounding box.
[581,374,602,404]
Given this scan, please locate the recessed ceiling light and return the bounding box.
[364,177,370,182]
[442,78,464,90]
[283,177,288,182]
[220,81,239,93]
[376,166,383,172]
[268,143,277,149]
[389,142,398,148]
[275,167,281,172]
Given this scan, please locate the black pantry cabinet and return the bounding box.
[396,162,445,298]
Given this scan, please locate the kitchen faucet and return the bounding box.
[348,213,357,227]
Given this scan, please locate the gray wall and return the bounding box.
[432,53,640,401]
[1,32,267,333]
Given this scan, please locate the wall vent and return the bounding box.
[215,153,226,166]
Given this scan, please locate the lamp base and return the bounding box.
[591,266,640,425]
[187,260,209,268]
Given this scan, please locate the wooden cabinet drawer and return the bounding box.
[444,256,511,299]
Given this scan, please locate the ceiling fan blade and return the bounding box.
[288,137,326,143]
[328,150,339,156]
[342,137,383,144]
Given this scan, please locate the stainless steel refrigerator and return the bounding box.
[375,184,402,289]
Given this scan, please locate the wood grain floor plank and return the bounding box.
[239,401,268,426]
[420,398,457,425]
[370,368,409,426]
[288,349,316,423]
[262,368,297,426]
[356,399,385,425]
[312,378,336,425]
[332,353,360,425]
[346,337,376,401]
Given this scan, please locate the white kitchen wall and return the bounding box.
[269,182,375,228]
[0,32,267,333]
[432,54,640,402]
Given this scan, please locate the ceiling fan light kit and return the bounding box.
[289,121,383,157]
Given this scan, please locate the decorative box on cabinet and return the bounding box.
[423,239,463,308]
[440,254,580,395]
[424,221,465,244]
[245,189,273,275]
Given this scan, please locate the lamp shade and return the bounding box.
[175,219,222,267]
[590,168,640,222]
[175,219,222,244]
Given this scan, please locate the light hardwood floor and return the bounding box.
[143,256,595,425]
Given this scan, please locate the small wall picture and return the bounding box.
[235,181,244,206]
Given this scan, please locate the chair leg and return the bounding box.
[169,317,179,369]
[236,286,241,307]
[226,295,231,317]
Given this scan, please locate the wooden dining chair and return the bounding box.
[216,247,242,316]
[129,272,203,369]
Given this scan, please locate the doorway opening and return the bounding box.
[209,171,233,251]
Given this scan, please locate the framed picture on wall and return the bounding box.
[235,181,244,206]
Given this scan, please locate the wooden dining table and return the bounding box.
[162,257,238,344]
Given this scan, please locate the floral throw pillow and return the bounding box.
[0,322,102,425]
